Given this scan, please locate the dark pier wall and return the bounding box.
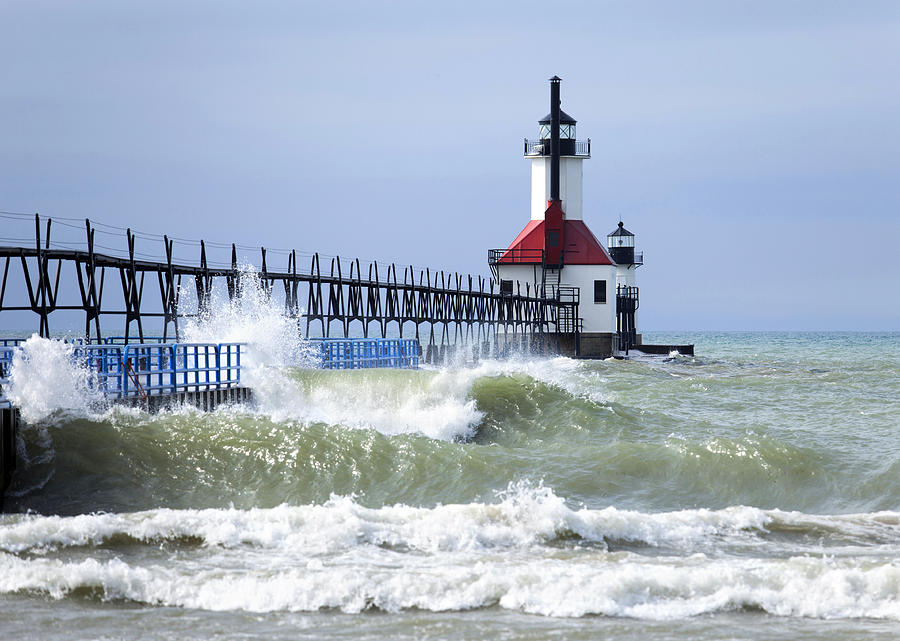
[124,386,253,413]
[0,388,251,512]
[1,407,19,511]
[633,338,695,356]
[485,331,616,360]
[566,332,614,359]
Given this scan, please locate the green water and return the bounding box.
[1,332,899,639]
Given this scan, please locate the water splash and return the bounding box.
[179,266,320,411]
[180,265,317,370]
[5,335,107,424]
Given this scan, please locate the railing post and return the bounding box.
[169,344,176,394]
[112,347,120,396]
[122,345,130,397]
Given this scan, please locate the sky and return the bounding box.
[1,0,898,331]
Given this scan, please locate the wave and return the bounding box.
[2,484,899,618]
[6,307,899,519]
[6,361,863,516]
[3,551,899,618]
[5,482,900,556]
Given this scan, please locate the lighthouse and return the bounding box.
[489,77,636,358]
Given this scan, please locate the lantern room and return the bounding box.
[607,221,635,265]
[538,110,577,155]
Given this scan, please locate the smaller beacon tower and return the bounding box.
[607,221,643,288]
[608,222,643,349]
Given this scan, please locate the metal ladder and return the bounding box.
[542,267,561,299]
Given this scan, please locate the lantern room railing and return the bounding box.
[607,250,644,266]
[523,139,591,157]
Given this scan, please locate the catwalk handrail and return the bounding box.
[0,213,578,344]
[0,244,565,293]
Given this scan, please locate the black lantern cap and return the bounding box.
[539,110,576,125]
[608,221,634,237]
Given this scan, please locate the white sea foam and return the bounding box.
[2,483,900,618]
[3,483,897,556]
[0,483,567,554]
[235,347,607,442]
[174,269,479,439]
[2,535,899,619]
[461,354,614,406]
[284,355,599,441]
[253,368,484,440]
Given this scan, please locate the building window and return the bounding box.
[500,279,513,295]
[594,279,607,304]
[548,230,559,247]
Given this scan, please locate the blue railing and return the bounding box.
[0,337,419,408]
[77,342,245,398]
[311,338,419,370]
[0,342,245,403]
[74,344,127,396]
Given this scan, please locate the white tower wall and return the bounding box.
[560,264,617,333]
[530,156,584,220]
[615,265,637,288]
[495,264,543,294]
[496,263,617,334]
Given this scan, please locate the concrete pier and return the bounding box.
[0,406,19,511]
[0,388,252,511]
[126,386,253,412]
[632,342,695,356]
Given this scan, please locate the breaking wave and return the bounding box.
[2,483,899,618]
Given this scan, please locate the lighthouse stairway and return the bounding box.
[555,286,582,334]
[557,306,582,333]
[541,266,561,299]
[615,285,639,353]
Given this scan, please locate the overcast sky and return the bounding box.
[1,1,898,331]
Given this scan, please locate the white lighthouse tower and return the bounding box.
[489,77,635,358]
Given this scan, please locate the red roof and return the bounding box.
[500,219,615,265]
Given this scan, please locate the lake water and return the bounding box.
[1,330,899,639]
